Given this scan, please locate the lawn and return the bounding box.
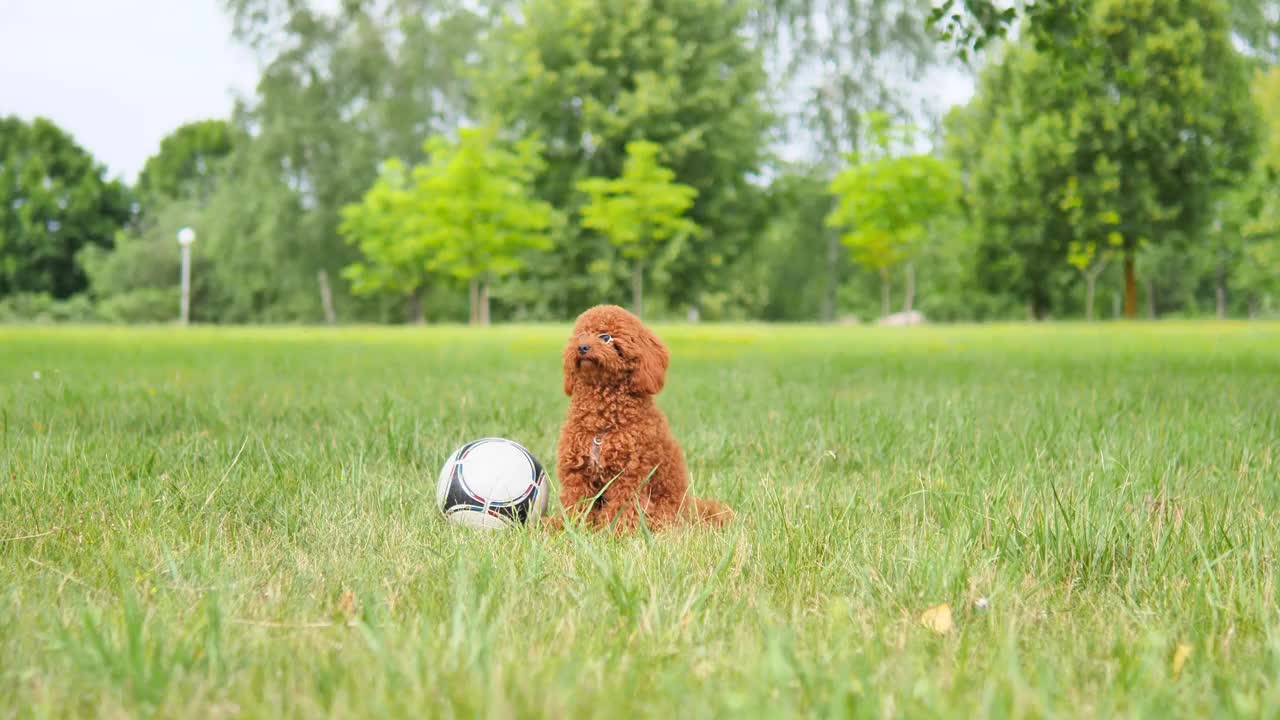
[2,322,1279,718]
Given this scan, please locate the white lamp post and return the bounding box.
[177,227,196,325]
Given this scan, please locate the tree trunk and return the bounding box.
[631,264,644,319]
[480,278,491,326]
[1025,289,1049,320]
[1123,252,1138,318]
[317,270,337,325]
[822,231,839,323]
[1085,273,1096,322]
[1082,254,1109,323]
[407,288,424,325]
[1145,277,1156,319]
[1216,262,1227,320]
[879,267,890,319]
[1112,292,1121,319]
[902,261,916,314]
[468,277,479,325]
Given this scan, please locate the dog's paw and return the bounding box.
[538,514,566,533]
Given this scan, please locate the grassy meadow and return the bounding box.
[2,321,1279,718]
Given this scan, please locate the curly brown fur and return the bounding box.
[549,305,732,533]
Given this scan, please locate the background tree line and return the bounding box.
[2,0,1278,325]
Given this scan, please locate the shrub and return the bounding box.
[96,289,179,324]
[0,293,101,323]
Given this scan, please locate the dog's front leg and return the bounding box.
[594,461,664,533]
[552,473,591,524]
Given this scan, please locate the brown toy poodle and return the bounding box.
[550,304,732,532]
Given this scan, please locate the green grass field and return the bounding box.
[2,322,1279,718]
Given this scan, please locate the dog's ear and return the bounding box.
[562,343,576,396]
[630,327,669,395]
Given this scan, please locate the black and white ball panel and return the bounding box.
[436,438,548,529]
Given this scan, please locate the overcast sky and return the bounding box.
[2,1,974,183]
[1,0,258,182]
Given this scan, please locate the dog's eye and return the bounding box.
[598,334,613,344]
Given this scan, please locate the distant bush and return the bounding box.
[0,289,177,324]
[96,289,179,324]
[0,293,101,323]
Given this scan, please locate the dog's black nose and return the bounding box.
[577,344,590,355]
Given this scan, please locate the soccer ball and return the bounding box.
[436,437,549,529]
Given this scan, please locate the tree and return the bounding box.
[753,0,944,321]
[749,167,841,321]
[1065,238,1118,322]
[1059,162,1127,322]
[337,159,428,322]
[934,0,1280,66]
[77,120,235,321]
[479,0,771,317]
[1071,0,1258,318]
[418,126,556,325]
[77,199,204,323]
[0,116,133,299]
[341,125,556,325]
[576,141,698,318]
[930,0,1089,62]
[826,117,960,318]
[1228,0,1280,64]
[946,44,1080,320]
[1227,65,1280,316]
[135,119,235,205]
[754,0,941,161]
[417,125,552,322]
[948,0,1258,320]
[203,0,490,322]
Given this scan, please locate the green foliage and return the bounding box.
[480,0,771,315]
[826,117,960,315]
[826,124,959,275]
[196,0,490,323]
[1228,0,1280,64]
[338,159,421,302]
[749,167,842,321]
[946,48,1076,319]
[754,0,940,161]
[949,0,1260,319]
[928,0,1106,65]
[0,292,98,323]
[79,201,199,300]
[1228,65,1280,313]
[340,126,556,323]
[1078,0,1257,247]
[79,118,227,324]
[135,120,234,205]
[1252,66,1280,177]
[1069,0,1257,318]
[0,116,133,300]
[3,0,1275,324]
[929,0,1025,61]
[414,127,555,285]
[578,142,699,263]
[95,289,182,324]
[577,141,698,316]
[747,0,948,321]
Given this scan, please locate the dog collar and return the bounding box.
[590,435,603,466]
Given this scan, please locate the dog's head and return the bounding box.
[563,305,669,397]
